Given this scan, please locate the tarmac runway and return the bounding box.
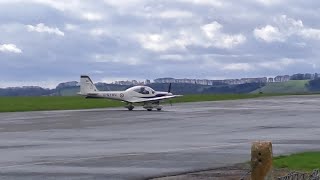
[1,95,320,179]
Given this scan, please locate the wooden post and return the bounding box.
[251,141,273,180]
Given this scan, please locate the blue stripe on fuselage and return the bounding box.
[140,94,167,98]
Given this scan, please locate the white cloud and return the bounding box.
[82,12,103,21]
[27,23,64,36]
[136,33,184,52]
[158,10,193,19]
[31,0,81,11]
[136,21,246,52]
[2,0,320,84]
[258,58,302,70]
[201,22,246,48]
[89,28,109,36]
[159,54,185,61]
[254,25,284,42]
[256,0,284,6]
[254,15,320,42]
[103,0,145,8]
[64,24,78,31]
[300,28,320,40]
[222,63,253,71]
[0,44,22,54]
[93,54,142,65]
[179,0,224,7]
[0,1,105,23]
[92,70,104,74]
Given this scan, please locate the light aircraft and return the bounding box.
[79,75,182,111]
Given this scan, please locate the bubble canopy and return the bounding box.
[126,86,156,95]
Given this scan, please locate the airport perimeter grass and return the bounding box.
[170,94,268,103]
[274,152,320,172]
[0,96,124,112]
[0,94,273,112]
[0,93,311,112]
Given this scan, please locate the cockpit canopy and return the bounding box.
[128,86,155,95]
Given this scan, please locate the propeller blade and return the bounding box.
[168,83,172,93]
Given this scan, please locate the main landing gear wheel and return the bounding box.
[156,108,162,111]
[128,107,134,111]
[126,103,134,111]
[147,108,153,111]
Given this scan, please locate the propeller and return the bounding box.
[168,83,173,106]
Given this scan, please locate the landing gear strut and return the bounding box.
[143,102,162,111]
[125,103,134,111]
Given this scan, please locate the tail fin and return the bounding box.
[80,75,98,95]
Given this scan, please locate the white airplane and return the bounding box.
[79,75,182,111]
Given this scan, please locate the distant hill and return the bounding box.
[203,83,263,94]
[251,80,309,94]
[57,83,209,96]
[0,86,53,96]
[5,78,320,97]
[56,82,262,96]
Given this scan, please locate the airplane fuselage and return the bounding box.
[84,89,172,103]
[79,75,181,111]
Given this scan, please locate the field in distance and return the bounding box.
[0,94,279,113]
[252,80,309,94]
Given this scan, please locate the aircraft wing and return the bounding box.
[77,92,99,96]
[129,95,182,103]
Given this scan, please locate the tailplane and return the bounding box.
[80,75,98,95]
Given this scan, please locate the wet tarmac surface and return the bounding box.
[0,95,320,179]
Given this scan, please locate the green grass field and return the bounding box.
[252,80,309,94]
[274,152,320,171]
[170,94,269,103]
[0,96,124,112]
[1,93,318,112]
[0,94,273,112]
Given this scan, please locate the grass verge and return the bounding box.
[274,152,320,172]
[0,93,314,112]
[0,96,124,112]
[171,94,273,103]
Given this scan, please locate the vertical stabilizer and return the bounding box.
[80,75,98,95]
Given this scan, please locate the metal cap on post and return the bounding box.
[251,141,273,180]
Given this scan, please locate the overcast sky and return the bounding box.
[0,0,320,88]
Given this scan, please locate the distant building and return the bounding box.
[274,75,290,82]
[268,78,274,83]
[131,80,138,85]
[154,78,176,83]
[145,79,151,84]
[154,77,268,85]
